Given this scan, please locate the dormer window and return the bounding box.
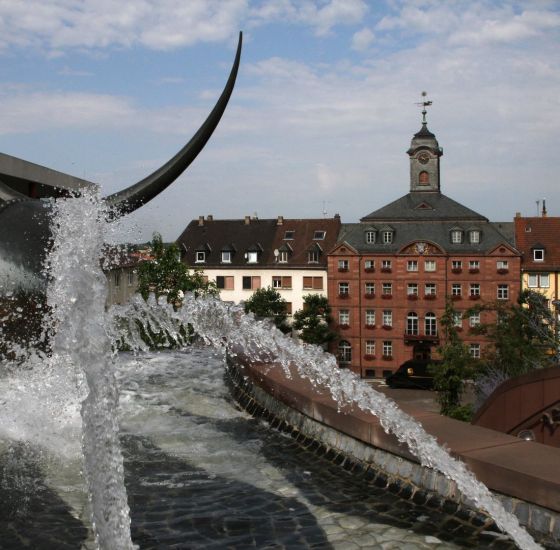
[469,230,480,244]
[365,230,376,244]
[247,251,258,263]
[382,230,393,244]
[195,251,206,263]
[314,230,326,240]
[221,251,231,263]
[450,229,463,244]
[284,230,294,240]
[279,250,288,263]
[533,248,545,262]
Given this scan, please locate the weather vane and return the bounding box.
[415,91,432,124]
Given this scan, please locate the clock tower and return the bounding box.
[407,93,442,193]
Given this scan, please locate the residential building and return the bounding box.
[104,247,152,306]
[328,116,520,379]
[514,210,560,317]
[176,215,341,316]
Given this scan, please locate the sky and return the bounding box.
[0,0,559,243]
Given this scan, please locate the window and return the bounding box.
[424,260,436,272]
[382,282,392,296]
[528,273,550,288]
[273,276,292,289]
[382,231,393,244]
[307,250,319,263]
[195,251,206,263]
[418,171,429,185]
[365,231,376,244]
[314,230,326,240]
[338,259,349,270]
[382,310,392,327]
[453,312,462,328]
[339,310,350,325]
[365,309,376,325]
[284,230,294,240]
[216,276,234,290]
[469,283,480,297]
[450,230,463,244]
[338,282,349,296]
[365,282,375,295]
[451,260,462,270]
[338,341,352,363]
[469,230,480,244]
[407,260,418,272]
[128,271,135,286]
[533,249,544,262]
[469,260,480,271]
[407,312,419,335]
[247,251,258,263]
[497,284,509,300]
[278,250,289,263]
[303,276,323,290]
[469,312,480,327]
[365,259,375,270]
[382,259,392,271]
[425,283,436,296]
[451,283,462,296]
[365,340,376,355]
[114,272,121,287]
[407,283,418,296]
[383,341,393,357]
[285,302,292,315]
[425,312,437,336]
[242,276,261,290]
[221,251,232,263]
[469,343,481,359]
[497,260,508,270]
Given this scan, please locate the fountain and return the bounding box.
[0,34,553,550]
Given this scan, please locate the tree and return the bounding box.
[137,233,217,305]
[430,299,477,420]
[244,287,289,332]
[292,294,337,346]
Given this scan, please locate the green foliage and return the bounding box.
[292,294,337,346]
[468,289,556,378]
[446,404,474,422]
[137,233,217,306]
[430,299,477,418]
[244,286,290,333]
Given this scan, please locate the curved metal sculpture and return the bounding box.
[0,32,242,291]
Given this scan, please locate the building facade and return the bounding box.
[177,215,341,316]
[514,212,560,316]
[328,119,521,379]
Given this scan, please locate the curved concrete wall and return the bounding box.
[226,354,560,545]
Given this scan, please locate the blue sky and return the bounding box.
[0,0,559,242]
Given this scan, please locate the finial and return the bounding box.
[415,91,433,124]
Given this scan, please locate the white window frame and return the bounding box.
[497,260,508,270]
[407,260,418,272]
[338,259,349,270]
[382,260,392,270]
[453,312,462,328]
[365,231,376,244]
[339,310,350,325]
[424,260,436,272]
[382,310,392,327]
[533,249,544,261]
[221,251,231,263]
[365,259,375,269]
[469,312,480,327]
[338,282,349,295]
[338,341,351,363]
[469,260,480,270]
[469,343,481,359]
[195,251,206,263]
[407,283,418,296]
[365,282,375,295]
[279,250,289,263]
[425,313,437,336]
[365,340,376,355]
[383,341,393,357]
[307,250,319,264]
[407,312,419,335]
[382,231,393,244]
[425,283,436,296]
[451,283,461,296]
[247,251,258,263]
[451,230,463,244]
[382,282,392,295]
[470,283,481,296]
[365,310,376,325]
[497,284,509,300]
[469,230,480,244]
[452,260,462,270]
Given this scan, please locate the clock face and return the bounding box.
[418,152,430,164]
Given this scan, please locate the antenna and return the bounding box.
[415,91,433,124]
[536,200,540,216]
[322,200,328,218]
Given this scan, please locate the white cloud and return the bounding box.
[351,27,374,51]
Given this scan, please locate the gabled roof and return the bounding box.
[514,216,560,270]
[361,192,487,222]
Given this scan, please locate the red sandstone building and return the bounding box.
[328,117,521,379]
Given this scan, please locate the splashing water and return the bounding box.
[1,191,542,550]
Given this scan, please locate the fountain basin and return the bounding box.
[226,353,560,546]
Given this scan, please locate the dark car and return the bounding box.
[385,360,439,390]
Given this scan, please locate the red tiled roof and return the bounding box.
[514,216,560,270]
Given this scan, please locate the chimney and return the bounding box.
[334,213,341,220]
[277,215,284,225]
[198,216,204,226]
[542,199,547,217]
[207,214,213,221]
[244,215,250,225]
[515,212,521,218]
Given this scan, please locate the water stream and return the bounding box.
[0,193,543,549]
